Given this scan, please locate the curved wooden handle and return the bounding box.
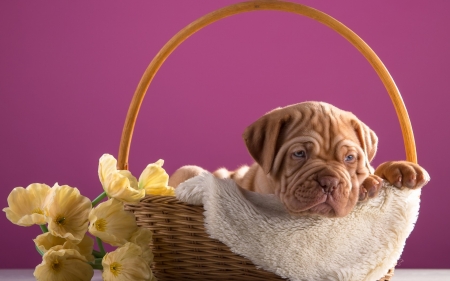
[118,0,417,170]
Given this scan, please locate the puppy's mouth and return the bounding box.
[287,186,346,217]
[281,171,357,218]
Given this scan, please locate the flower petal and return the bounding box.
[45,184,92,243]
[102,242,153,281]
[3,183,51,226]
[139,160,174,196]
[34,232,66,253]
[130,228,154,265]
[139,160,169,190]
[34,248,93,281]
[118,170,139,190]
[145,185,175,196]
[104,172,145,203]
[99,154,118,188]
[74,234,95,262]
[34,232,95,262]
[88,199,138,246]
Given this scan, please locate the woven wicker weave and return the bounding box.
[121,1,416,280]
[126,196,283,280]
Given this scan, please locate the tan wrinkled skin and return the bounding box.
[171,102,430,217]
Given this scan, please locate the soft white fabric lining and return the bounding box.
[176,172,420,281]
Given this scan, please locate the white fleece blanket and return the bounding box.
[176,172,420,281]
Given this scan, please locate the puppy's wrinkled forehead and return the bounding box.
[243,101,378,174]
[280,102,359,153]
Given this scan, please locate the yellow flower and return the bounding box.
[139,160,174,196]
[34,248,93,281]
[88,199,138,246]
[34,232,94,262]
[99,154,174,201]
[102,242,154,281]
[45,184,92,243]
[99,154,145,203]
[3,183,51,226]
[130,228,154,265]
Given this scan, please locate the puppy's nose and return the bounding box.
[319,176,340,193]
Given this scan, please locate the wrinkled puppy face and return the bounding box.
[243,102,378,218]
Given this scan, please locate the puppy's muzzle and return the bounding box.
[318,175,340,194]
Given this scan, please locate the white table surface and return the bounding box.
[1,269,449,280]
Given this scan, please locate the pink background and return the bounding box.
[1,0,449,269]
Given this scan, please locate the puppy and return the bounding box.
[169,102,429,218]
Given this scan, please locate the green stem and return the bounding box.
[39,224,48,233]
[92,249,104,258]
[92,191,107,207]
[89,262,103,270]
[35,245,44,256]
[96,237,106,255]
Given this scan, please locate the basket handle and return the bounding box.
[117,0,417,170]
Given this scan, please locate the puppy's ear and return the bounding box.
[243,110,291,174]
[352,119,378,163]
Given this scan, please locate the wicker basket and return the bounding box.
[122,1,417,280]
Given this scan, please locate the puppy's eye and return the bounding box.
[345,155,355,162]
[293,150,306,158]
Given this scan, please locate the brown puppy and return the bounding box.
[169,102,429,218]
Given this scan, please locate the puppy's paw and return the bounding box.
[374,161,430,189]
[175,172,211,205]
[359,174,384,202]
